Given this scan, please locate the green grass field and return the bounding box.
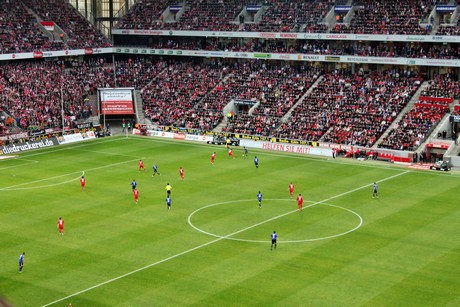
[1,135,459,307]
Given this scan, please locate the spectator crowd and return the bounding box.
[0,57,164,136]
[0,0,110,54]
[1,57,456,152]
[274,68,424,147]
[379,73,459,150]
[115,0,460,36]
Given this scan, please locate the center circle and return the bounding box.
[188,199,363,243]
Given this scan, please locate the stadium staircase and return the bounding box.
[23,5,69,45]
[211,74,325,134]
[372,80,431,148]
[134,90,147,125]
[213,120,228,133]
[280,75,325,125]
[203,74,233,133]
[83,94,101,128]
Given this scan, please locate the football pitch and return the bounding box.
[1,135,459,306]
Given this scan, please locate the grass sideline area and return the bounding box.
[0,135,459,306]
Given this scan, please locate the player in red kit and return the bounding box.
[179,167,185,180]
[80,176,86,191]
[57,217,64,235]
[228,148,235,159]
[296,194,303,211]
[211,152,216,164]
[288,182,295,198]
[133,188,139,204]
[138,159,145,172]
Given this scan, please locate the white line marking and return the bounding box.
[1,173,84,191]
[0,155,17,160]
[0,171,84,191]
[0,159,138,191]
[0,158,39,171]
[42,170,409,306]
[188,199,363,242]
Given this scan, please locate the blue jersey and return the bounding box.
[257,193,263,202]
[373,183,378,192]
[131,180,137,188]
[166,197,171,205]
[153,164,158,171]
[19,254,24,265]
[271,233,278,240]
[254,157,259,165]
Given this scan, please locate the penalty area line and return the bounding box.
[42,169,410,306]
[1,158,138,191]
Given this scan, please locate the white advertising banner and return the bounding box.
[113,48,460,67]
[111,29,460,43]
[58,131,96,144]
[145,130,333,157]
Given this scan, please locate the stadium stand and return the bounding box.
[1,55,456,151]
[140,60,225,129]
[0,1,65,53]
[114,0,460,36]
[117,0,176,30]
[454,105,460,115]
[378,101,450,151]
[420,73,460,99]
[330,0,430,35]
[0,57,165,134]
[115,0,333,33]
[21,0,111,49]
[274,69,424,146]
[378,73,458,150]
[171,0,245,31]
[223,65,323,135]
[0,61,94,131]
[242,0,331,33]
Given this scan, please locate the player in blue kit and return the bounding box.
[152,164,161,176]
[18,252,25,272]
[254,156,259,168]
[257,191,263,208]
[373,182,378,198]
[131,179,137,190]
[271,231,277,250]
[166,196,171,210]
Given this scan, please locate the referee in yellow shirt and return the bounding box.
[165,183,172,197]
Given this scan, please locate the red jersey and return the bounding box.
[57,219,64,229]
[228,149,233,156]
[179,168,184,178]
[289,183,294,192]
[80,177,86,186]
[133,189,139,200]
[211,153,216,162]
[297,195,303,206]
[139,160,145,169]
